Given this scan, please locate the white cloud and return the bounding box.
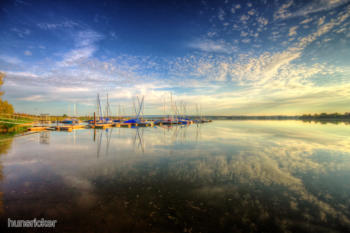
[300,17,313,24]
[57,29,103,67]
[257,17,268,26]
[240,15,250,23]
[240,31,248,37]
[248,9,255,16]
[207,31,216,37]
[75,30,103,47]
[188,39,236,54]
[18,95,45,101]
[24,50,32,56]
[231,50,301,86]
[11,28,30,37]
[275,0,350,20]
[288,26,298,36]
[58,47,96,67]
[0,55,22,64]
[318,16,326,25]
[54,87,91,94]
[218,8,225,21]
[5,71,39,78]
[274,0,294,20]
[37,20,79,30]
[297,7,350,48]
[110,31,118,40]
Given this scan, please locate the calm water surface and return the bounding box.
[0,120,350,232]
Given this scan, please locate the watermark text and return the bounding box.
[8,218,57,228]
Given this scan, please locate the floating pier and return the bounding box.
[92,124,113,129]
[55,126,73,132]
[138,122,154,127]
[28,126,47,131]
[29,124,87,132]
[113,123,121,127]
[120,123,136,128]
[56,125,86,131]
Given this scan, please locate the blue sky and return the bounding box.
[0,0,350,116]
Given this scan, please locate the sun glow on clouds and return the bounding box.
[1,0,350,115]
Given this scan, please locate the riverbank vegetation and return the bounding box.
[299,112,350,124]
[0,72,32,134]
[300,112,350,120]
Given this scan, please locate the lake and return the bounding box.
[0,120,350,232]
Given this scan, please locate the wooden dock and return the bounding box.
[113,123,121,127]
[29,124,87,132]
[120,123,136,128]
[138,122,154,127]
[28,126,47,131]
[28,120,206,132]
[55,125,86,131]
[92,124,113,129]
[55,126,73,132]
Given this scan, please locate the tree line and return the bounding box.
[300,112,350,119]
[0,72,14,114]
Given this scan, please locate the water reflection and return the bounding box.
[0,121,350,232]
[92,124,200,157]
[39,131,50,144]
[133,127,144,154]
[0,137,14,217]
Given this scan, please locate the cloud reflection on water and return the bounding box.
[1,121,350,232]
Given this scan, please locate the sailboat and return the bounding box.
[154,93,179,125]
[123,96,144,124]
[88,94,113,128]
[62,103,81,124]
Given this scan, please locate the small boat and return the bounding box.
[61,118,81,124]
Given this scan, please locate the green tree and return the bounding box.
[0,72,14,114]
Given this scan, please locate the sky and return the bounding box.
[0,0,350,116]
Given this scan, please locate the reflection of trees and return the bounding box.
[0,137,14,215]
[0,137,14,155]
[300,113,350,125]
[301,119,350,125]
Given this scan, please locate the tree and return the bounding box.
[0,72,14,114]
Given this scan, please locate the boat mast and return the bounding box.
[170,92,173,120]
[163,95,166,118]
[97,94,103,122]
[106,93,110,120]
[74,103,77,118]
[136,96,144,121]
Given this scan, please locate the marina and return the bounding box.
[1,0,349,232]
[26,93,212,132]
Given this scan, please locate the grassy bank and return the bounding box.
[0,117,33,134]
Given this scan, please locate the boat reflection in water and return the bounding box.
[0,121,350,232]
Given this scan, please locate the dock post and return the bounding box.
[94,112,96,126]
